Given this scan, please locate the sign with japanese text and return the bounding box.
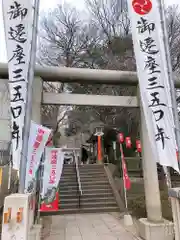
[41,148,64,206]
[127,0,179,172]
[2,0,33,170]
[25,121,51,193]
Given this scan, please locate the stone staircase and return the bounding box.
[58,164,120,214]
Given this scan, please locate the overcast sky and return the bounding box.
[0,0,179,63]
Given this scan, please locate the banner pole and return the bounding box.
[36,151,44,224]
[19,0,40,193]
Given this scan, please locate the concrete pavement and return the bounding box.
[41,213,140,240]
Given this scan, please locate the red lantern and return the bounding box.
[126,137,132,148]
[136,140,141,153]
[119,133,124,143]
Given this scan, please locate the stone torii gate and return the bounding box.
[0,62,180,240]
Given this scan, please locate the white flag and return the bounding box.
[41,148,64,204]
[2,0,33,170]
[127,0,179,172]
[25,121,51,193]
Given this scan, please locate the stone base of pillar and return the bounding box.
[28,224,42,240]
[138,218,174,240]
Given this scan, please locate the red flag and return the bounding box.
[125,137,132,148]
[136,140,141,153]
[118,133,124,143]
[122,155,131,190]
[120,145,131,190]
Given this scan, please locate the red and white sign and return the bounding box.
[127,0,179,172]
[41,148,64,211]
[40,192,59,212]
[25,121,51,193]
[2,0,33,170]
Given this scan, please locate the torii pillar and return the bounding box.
[139,102,174,240]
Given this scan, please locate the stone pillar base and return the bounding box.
[28,224,42,240]
[139,218,174,240]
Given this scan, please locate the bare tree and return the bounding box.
[38,3,98,68]
[38,1,180,140]
[38,2,102,137]
[38,0,138,138]
[166,5,180,73]
[86,0,135,71]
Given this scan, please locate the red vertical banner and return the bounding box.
[119,143,131,190]
[117,133,131,190]
[97,136,102,161]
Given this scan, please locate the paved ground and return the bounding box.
[42,213,139,240]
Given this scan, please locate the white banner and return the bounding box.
[41,148,64,204]
[25,121,51,193]
[2,0,33,170]
[127,0,179,172]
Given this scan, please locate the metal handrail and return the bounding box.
[73,151,82,208]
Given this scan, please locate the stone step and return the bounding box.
[79,167,105,171]
[59,184,112,192]
[59,179,109,187]
[79,172,106,177]
[60,200,117,209]
[60,196,115,205]
[40,206,119,216]
[79,172,105,176]
[59,188,113,196]
[59,191,113,201]
[60,177,107,184]
[80,176,106,181]
[62,169,105,175]
[79,168,104,173]
[81,184,112,190]
[61,172,76,176]
[59,185,78,191]
[60,177,77,182]
[61,174,76,179]
[79,164,104,168]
